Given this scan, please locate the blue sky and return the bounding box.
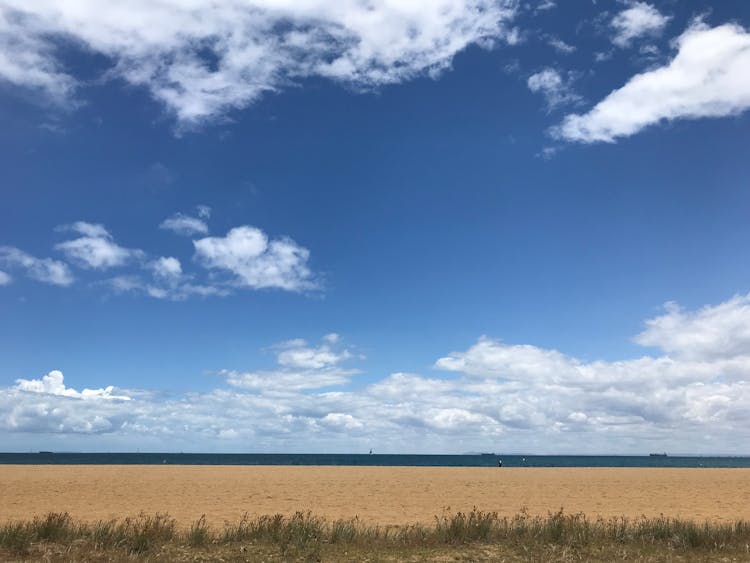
[2,0,750,454]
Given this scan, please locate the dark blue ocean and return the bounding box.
[1,453,749,467]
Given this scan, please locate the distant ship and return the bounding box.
[649,452,667,457]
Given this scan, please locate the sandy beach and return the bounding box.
[2,465,749,526]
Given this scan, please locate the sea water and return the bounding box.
[1,452,749,467]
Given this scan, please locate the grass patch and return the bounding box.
[2,509,750,561]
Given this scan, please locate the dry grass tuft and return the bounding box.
[2,509,750,561]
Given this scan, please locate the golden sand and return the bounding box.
[2,465,749,526]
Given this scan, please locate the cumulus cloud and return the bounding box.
[433,294,750,437]
[321,412,363,431]
[55,222,142,269]
[15,370,131,401]
[274,337,352,370]
[5,293,750,453]
[0,0,517,126]
[224,335,358,391]
[527,67,580,110]
[150,256,182,279]
[160,213,208,236]
[3,219,320,299]
[554,22,750,143]
[194,226,315,291]
[3,371,132,435]
[611,2,670,48]
[0,246,73,286]
[634,295,750,361]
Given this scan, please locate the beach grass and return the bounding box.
[2,509,750,561]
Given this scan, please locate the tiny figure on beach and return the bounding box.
[497,459,503,467]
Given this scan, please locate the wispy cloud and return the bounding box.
[554,22,750,143]
[106,274,227,301]
[196,205,211,220]
[160,213,208,236]
[547,36,575,54]
[527,68,580,110]
[55,222,143,270]
[0,246,73,286]
[535,0,556,13]
[0,1,517,127]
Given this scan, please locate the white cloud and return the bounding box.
[15,370,131,401]
[321,413,363,430]
[66,221,109,238]
[0,270,11,285]
[323,333,341,344]
[225,335,358,391]
[554,23,750,143]
[3,220,318,299]
[611,2,670,48]
[634,295,750,361]
[56,222,142,269]
[107,274,226,301]
[160,213,208,236]
[194,226,316,291]
[527,67,580,110]
[0,0,517,126]
[0,246,73,286]
[150,256,182,279]
[0,9,76,103]
[275,337,351,370]
[5,293,750,453]
[223,368,354,392]
[196,205,211,219]
[435,336,576,382]
[535,0,556,12]
[547,36,575,54]
[3,371,133,435]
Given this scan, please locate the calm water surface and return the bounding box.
[1,453,749,468]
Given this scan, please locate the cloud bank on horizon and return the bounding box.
[4,294,750,454]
